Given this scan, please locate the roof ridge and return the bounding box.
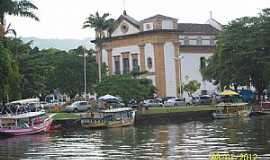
[141,14,177,22]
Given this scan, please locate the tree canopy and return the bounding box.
[0,37,100,103]
[95,75,155,103]
[201,8,270,100]
[183,80,201,97]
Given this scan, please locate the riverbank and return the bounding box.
[136,105,215,125]
[51,105,215,127]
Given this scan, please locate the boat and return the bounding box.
[251,101,270,115]
[259,101,270,114]
[80,107,136,128]
[213,102,252,119]
[212,90,252,119]
[0,98,53,136]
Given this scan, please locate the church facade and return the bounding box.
[96,11,222,97]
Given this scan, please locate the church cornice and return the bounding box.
[91,29,182,43]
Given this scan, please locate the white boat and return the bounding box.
[80,107,136,128]
[0,98,53,136]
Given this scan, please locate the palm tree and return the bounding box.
[83,12,114,82]
[0,0,39,38]
[3,23,16,37]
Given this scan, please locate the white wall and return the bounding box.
[206,18,222,31]
[147,75,156,86]
[162,20,174,29]
[101,49,108,65]
[111,45,140,74]
[180,53,217,95]
[144,43,155,72]
[111,20,140,37]
[164,42,177,97]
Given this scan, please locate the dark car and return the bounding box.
[192,95,212,105]
[198,95,212,105]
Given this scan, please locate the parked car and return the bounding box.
[127,99,139,109]
[104,99,125,108]
[164,98,186,107]
[199,95,212,104]
[192,95,212,105]
[64,101,90,112]
[161,96,176,103]
[143,99,163,107]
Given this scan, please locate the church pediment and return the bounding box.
[111,14,141,37]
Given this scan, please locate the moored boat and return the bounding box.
[0,98,53,136]
[80,107,136,129]
[259,101,270,114]
[213,90,252,119]
[213,102,251,119]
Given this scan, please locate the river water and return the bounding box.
[1,115,270,160]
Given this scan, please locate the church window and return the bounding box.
[121,23,129,33]
[200,57,206,69]
[123,57,130,74]
[114,56,120,74]
[132,58,139,71]
[147,57,153,69]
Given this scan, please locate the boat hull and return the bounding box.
[81,109,136,129]
[81,119,134,129]
[0,118,52,136]
[213,111,251,119]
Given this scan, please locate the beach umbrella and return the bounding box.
[98,94,119,100]
[220,90,239,96]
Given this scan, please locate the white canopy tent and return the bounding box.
[98,94,119,101]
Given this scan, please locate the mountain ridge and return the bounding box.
[21,37,94,51]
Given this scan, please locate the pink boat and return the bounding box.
[0,111,53,136]
[0,98,53,136]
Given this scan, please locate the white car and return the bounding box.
[64,101,90,112]
[164,98,186,107]
[143,99,163,107]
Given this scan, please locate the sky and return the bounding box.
[6,0,270,39]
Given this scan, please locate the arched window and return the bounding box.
[200,57,206,69]
[147,57,153,69]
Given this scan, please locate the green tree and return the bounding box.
[49,47,99,98]
[82,12,114,82]
[0,0,39,38]
[95,75,155,103]
[0,44,20,103]
[183,80,201,97]
[201,8,270,101]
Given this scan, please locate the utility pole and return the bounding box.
[84,47,87,98]
[98,48,102,82]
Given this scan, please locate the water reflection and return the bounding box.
[0,116,270,159]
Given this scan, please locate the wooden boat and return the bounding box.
[80,107,136,129]
[0,99,53,136]
[213,102,251,119]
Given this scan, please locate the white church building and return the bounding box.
[93,11,222,98]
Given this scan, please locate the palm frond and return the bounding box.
[18,0,38,10]
[4,23,16,37]
[17,11,39,21]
